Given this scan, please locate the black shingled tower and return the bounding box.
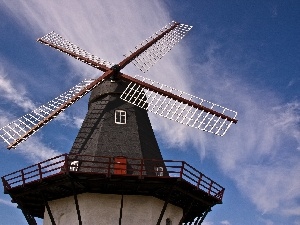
[69,79,166,175]
[70,79,163,161]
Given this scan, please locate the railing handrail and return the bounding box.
[2,154,67,178]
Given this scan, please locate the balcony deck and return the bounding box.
[2,154,224,223]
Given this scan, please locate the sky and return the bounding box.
[0,0,299,225]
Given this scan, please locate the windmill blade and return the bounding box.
[0,69,115,149]
[120,75,237,136]
[0,79,95,149]
[37,31,114,72]
[122,21,192,73]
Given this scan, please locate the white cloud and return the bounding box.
[72,116,84,129]
[0,110,12,127]
[0,67,36,111]
[0,70,61,161]
[193,43,300,217]
[20,136,61,163]
[215,100,300,215]
[0,63,70,159]
[0,198,17,207]
[282,207,300,217]
[220,221,231,225]
[0,0,174,80]
[259,218,275,225]
[202,222,214,225]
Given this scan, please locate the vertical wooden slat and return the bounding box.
[71,180,82,225]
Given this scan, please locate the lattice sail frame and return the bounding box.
[0,79,95,148]
[124,21,193,73]
[120,75,237,136]
[38,31,114,70]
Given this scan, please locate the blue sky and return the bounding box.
[0,1,299,225]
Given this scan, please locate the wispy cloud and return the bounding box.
[19,136,61,163]
[270,5,278,18]
[0,111,61,163]
[0,63,62,162]
[282,206,300,217]
[259,218,275,225]
[0,198,17,207]
[0,0,173,80]
[0,109,12,128]
[193,42,300,217]
[0,66,36,112]
[220,221,231,225]
[202,221,214,225]
[294,219,300,225]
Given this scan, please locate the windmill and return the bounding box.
[1,21,237,225]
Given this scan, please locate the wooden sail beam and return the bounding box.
[6,70,114,149]
[119,73,238,124]
[118,22,179,69]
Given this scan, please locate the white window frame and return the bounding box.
[70,161,79,171]
[154,166,164,176]
[115,110,127,124]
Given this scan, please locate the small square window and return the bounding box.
[70,161,79,171]
[154,166,163,176]
[115,110,126,124]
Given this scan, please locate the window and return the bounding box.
[70,161,79,171]
[115,110,126,124]
[154,166,163,176]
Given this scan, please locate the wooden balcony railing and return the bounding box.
[1,154,224,201]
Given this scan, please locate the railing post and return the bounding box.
[197,173,203,189]
[179,162,184,178]
[64,154,69,173]
[1,177,10,190]
[38,163,43,181]
[220,188,225,200]
[108,157,111,177]
[140,159,144,177]
[208,180,213,195]
[21,170,25,186]
[215,188,225,200]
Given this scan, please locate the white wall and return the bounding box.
[43,193,183,225]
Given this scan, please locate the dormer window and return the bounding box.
[115,110,126,124]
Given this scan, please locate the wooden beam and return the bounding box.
[119,194,124,225]
[8,70,114,149]
[156,186,174,225]
[118,22,179,69]
[120,73,238,123]
[178,200,195,225]
[37,39,110,72]
[42,194,56,225]
[71,180,82,225]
